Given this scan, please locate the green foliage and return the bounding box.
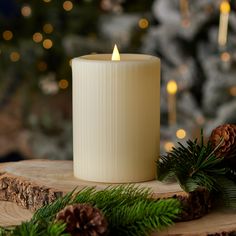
[108,199,181,236]
[157,132,226,192]
[157,130,236,209]
[216,175,236,209]
[46,222,69,236]
[71,186,181,236]
[2,186,181,236]
[11,221,68,236]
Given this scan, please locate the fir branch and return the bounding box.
[5,186,181,236]
[45,222,68,236]
[108,198,181,236]
[72,185,181,236]
[157,132,226,192]
[216,176,236,209]
[72,185,151,214]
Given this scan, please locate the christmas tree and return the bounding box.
[0,0,235,159]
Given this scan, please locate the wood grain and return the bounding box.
[1,160,183,195]
[156,208,236,236]
[0,160,235,236]
[0,200,32,227]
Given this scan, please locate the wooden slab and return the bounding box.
[0,201,32,227]
[156,208,236,236]
[0,160,235,235]
[1,160,183,196]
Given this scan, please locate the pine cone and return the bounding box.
[209,124,236,159]
[56,203,108,236]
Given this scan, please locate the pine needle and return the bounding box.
[5,185,181,236]
[157,132,226,192]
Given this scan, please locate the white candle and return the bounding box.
[72,47,160,183]
[218,0,231,48]
[167,80,178,126]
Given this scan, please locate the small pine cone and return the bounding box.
[56,203,108,236]
[209,124,236,159]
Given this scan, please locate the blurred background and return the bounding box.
[0,0,235,161]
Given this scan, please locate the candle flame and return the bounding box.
[111,44,120,61]
[167,80,178,95]
[220,1,230,13]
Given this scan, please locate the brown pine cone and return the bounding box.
[209,124,236,159]
[56,203,108,236]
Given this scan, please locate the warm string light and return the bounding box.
[43,39,53,49]
[176,129,186,139]
[43,0,51,3]
[218,0,231,48]
[164,141,175,152]
[10,51,20,62]
[63,1,73,11]
[180,0,190,27]
[138,18,149,29]
[220,51,231,70]
[59,79,69,89]
[21,5,32,17]
[43,23,54,34]
[33,32,43,43]
[2,30,13,41]
[167,80,178,126]
[221,51,231,62]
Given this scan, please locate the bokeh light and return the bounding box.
[63,1,73,11]
[43,39,53,49]
[221,52,231,62]
[10,52,20,62]
[176,129,186,139]
[33,32,43,43]
[43,24,54,34]
[138,18,149,29]
[59,79,69,89]
[3,30,13,41]
[164,142,175,152]
[21,5,32,17]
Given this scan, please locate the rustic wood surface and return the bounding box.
[0,160,183,195]
[0,160,235,236]
[0,200,32,226]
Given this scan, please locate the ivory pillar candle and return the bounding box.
[72,52,160,183]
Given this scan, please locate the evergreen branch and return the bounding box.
[4,186,181,236]
[216,176,236,209]
[108,198,181,236]
[72,185,181,235]
[72,185,151,214]
[157,132,226,192]
[46,222,69,236]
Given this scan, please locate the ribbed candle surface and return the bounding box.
[72,54,160,183]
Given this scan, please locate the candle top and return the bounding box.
[74,54,160,63]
